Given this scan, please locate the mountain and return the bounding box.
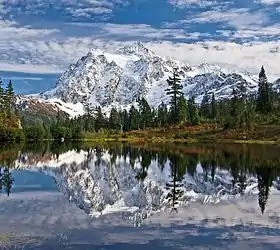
[19,42,279,118]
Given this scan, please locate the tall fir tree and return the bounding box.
[165,68,183,124]
[83,97,95,132]
[94,106,107,131]
[200,93,211,119]
[120,109,130,132]
[157,102,168,127]
[187,96,200,125]
[137,97,152,129]
[129,105,139,130]
[0,77,4,112]
[210,93,217,124]
[256,66,273,114]
[109,108,121,130]
[4,80,15,116]
[177,96,188,123]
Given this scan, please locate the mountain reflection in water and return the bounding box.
[1,142,280,225]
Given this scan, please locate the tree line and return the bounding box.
[1,65,279,141]
[59,65,277,134]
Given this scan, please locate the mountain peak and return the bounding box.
[116,41,155,59]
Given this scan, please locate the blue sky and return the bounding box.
[0,0,279,93]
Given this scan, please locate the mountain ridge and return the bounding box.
[18,42,279,118]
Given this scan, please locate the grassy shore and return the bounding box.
[82,123,280,145]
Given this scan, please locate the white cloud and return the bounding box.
[168,0,219,8]
[0,0,128,18]
[188,8,268,29]
[146,40,280,81]
[255,0,280,4]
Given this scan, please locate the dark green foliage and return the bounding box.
[4,80,15,117]
[165,68,183,124]
[200,93,211,119]
[256,66,273,114]
[137,98,152,129]
[177,96,188,123]
[120,109,130,132]
[157,102,168,127]
[210,93,217,120]
[187,96,200,125]
[25,124,46,140]
[0,78,4,111]
[109,108,121,130]
[95,107,107,131]
[129,105,139,130]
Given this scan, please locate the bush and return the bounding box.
[0,127,24,141]
[25,124,46,141]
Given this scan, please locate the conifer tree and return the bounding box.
[109,108,121,130]
[187,96,200,125]
[165,68,183,124]
[256,66,273,114]
[177,96,187,123]
[95,107,106,131]
[0,78,4,111]
[137,97,152,129]
[129,105,139,130]
[120,109,130,132]
[4,80,15,116]
[200,93,211,119]
[157,102,168,127]
[83,98,95,132]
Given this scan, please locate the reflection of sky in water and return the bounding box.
[11,170,58,193]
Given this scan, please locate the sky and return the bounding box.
[0,0,280,94]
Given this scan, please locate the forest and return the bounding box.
[0,65,279,142]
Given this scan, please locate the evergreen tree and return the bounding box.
[187,96,200,125]
[200,93,211,119]
[228,87,240,128]
[109,108,121,130]
[94,107,107,131]
[129,105,139,130]
[4,80,15,116]
[177,96,188,123]
[157,102,168,127]
[210,93,217,126]
[256,66,273,114]
[165,68,183,124]
[0,78,4,111]
[83,98,95,132]
[137,97,152,129]
[120,109,129,132]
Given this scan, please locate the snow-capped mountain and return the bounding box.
[34,42,269,117]
[16,42,279,118]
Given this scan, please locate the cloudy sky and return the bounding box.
[0,0,279,93]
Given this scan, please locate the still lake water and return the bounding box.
[1,141,280,225]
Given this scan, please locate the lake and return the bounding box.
[0,141,280,249]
